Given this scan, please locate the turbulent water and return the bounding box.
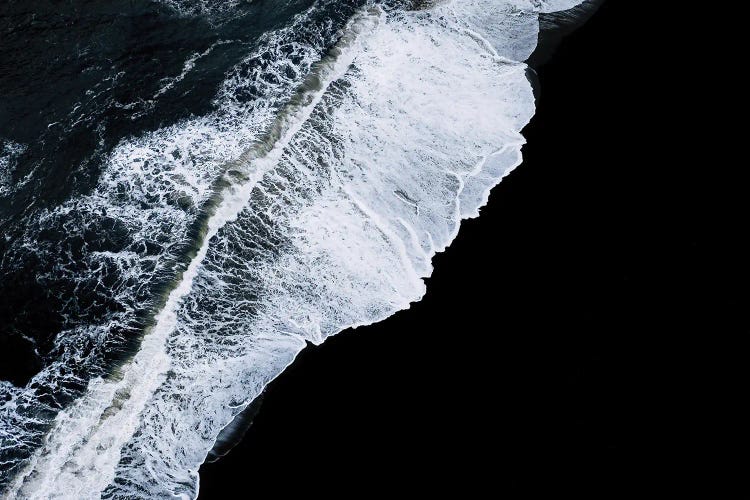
[1,0,586,497]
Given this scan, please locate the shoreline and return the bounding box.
[197,2,608,497]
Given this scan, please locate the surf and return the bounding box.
[1,1,588,497]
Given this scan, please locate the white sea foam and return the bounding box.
[157,0,244,17]
[1,2,340,493]
[154,41,230,99]
[0,140,28,199]
[2,0,585,498]
[536,0,585,13]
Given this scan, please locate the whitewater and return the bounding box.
[1,0,585,498]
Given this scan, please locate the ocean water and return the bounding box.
[1,1,587,497]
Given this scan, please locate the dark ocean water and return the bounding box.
[1,1,604,497]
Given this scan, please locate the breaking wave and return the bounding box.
[1,0,585,498]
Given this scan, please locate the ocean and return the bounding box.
[1,1,599,497]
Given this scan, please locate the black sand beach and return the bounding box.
[1,0,734,495]
[197,1,706,496]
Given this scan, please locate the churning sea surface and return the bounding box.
[1,0,586,497]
